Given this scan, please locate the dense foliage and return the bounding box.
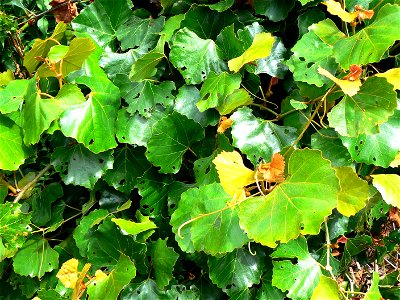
[1,0,400,299]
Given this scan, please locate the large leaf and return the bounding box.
[333,4,400,69]
[340,110,400,167]
[239,149,339,247]
[231,107,297,165]
[150,238,179,288]
[146,112,205,174]
[328,77,397,137]
[170,183,248,255]
[51,144,114,189]
[0,115,31,171]
[169,28,227,84]
[0,202,31,260]
[87,254,136,300]
[335,167,369,217]
[372,174,400,208]
[254,0,295,21]
[31,183,63,226]
[0,79,29,114]
[60,75,120,153]
[71,0,133,49]
[13,236,59,279]
[208,247,266,296]
[271,237,322,300]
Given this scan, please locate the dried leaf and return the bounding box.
[217,116,233,134]
[213,151,256,196]
[49,0,78,23]
[56,258,79,288]
[389,207,400,227]
[355,5,374,21]
[343,65,362,81]
[318,66,362,96]
[322,0,358,23]
[257,153,285,183]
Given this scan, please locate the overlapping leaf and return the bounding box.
[150,238,179,288]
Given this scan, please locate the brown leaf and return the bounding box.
[217,116,233,134]
[389,207,400,227]
[49,0,78,23]
[257,153,285,183]
[344,64,362,81]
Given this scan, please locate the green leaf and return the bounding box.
[311,128,352,167]
[340,110,400,167]
[73,209,109,257]
[196,71,242,112]
[217,88,253,115]
[51,144,114,189]
[0,79,28,114]
[231,107,297,165]
[175,85,219,127]
[333,4,400,69]
[286,19,343,87]
[31,183,63,226]
[103,146,151,193]
[328,77,397,137]
[0,202,31,260]
[126,81,175,116]
[111,217,157,236]
[254,0,295,22]
[146,112,205,174]
[208,247,266,295]
[365,271,383,300]
[335,167,369,217]
[0,69,14,86]
[0,115,31,171]
[102,49,140,82]
[169,28,227,84]
[13,236,59,278]
[60,75,120,153]
[116,15,164,52]
[239,149,339,247]
[216,25,245,60]
[150,238,179,288]
[207,0,234,12]
[23,77,60,145]
[372,174,400,208]
[87,218,147,270]
[87,254,136,300]
[254,38,289,79]
[71,0,133,49]
[170,183,248,255]
[24,22,67,73]
[129,51,165,82]
[228,32,275,73]
[310,275,339,300]
[121,279,164,299]
[271,237,322,300]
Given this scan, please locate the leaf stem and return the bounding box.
[0,175,18,195]
[13,164,52,203]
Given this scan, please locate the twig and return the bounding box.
[13,164,52,203]
[0,175,18,195]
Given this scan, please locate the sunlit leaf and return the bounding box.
[322,0,358,23]
[310,275,340,300]
[375,68,400,90]
[317,66,361,96]
[365,271,383,300]
[0,79,29,114]
[56,258,79,289]
[372,174,400,208]
[111,217,157,236]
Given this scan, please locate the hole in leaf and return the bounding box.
[99,159,104,164]
[170,203,176,209]
[359,140,363,145]
[299,57,305,62]
[181,66,187,71]
[372,157,376,161]
[89,139,94,145]
[142,204,149,209]
[307,63,313,68]
[119,179,126,186]
[355,146,358,151]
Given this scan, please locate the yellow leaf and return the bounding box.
[94,269,108,282]
[372,174,400,208]
[213,151,256,196]
[322,0,358,23]
[310,275,340,300]
[217,116,233,134]
[318,66,361,96]
[390,152,400,168]
[228,32,275,73]
[375,68,400,90]
[56,258,79,289]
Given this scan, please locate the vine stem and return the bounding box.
[13,164,52,203]
[0,175,18,195]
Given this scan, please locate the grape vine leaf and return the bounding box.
[340,110,400,167]
[239,149,340,247]
[125,81,175,116]
[103,146,151,193]
[87,254,136,300]
[208,247,266,296]
[231,107,297,165]
[71,0,133,50]
[328,77,397,137]
[310,275,339,300]
[13,236,59,278]
[51,144,114,189]
[0,79,28,114]
[150,238,179,288]
[60,75,121,153]
[372,174,400,208]
[0,115,31,171]
[0,202,31,260]
[271,236,322,300]
[333,4,400,69]
[170,183,248,255]
[169,28,227,84]
[335,167,369,217]
[146,112,205,174]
